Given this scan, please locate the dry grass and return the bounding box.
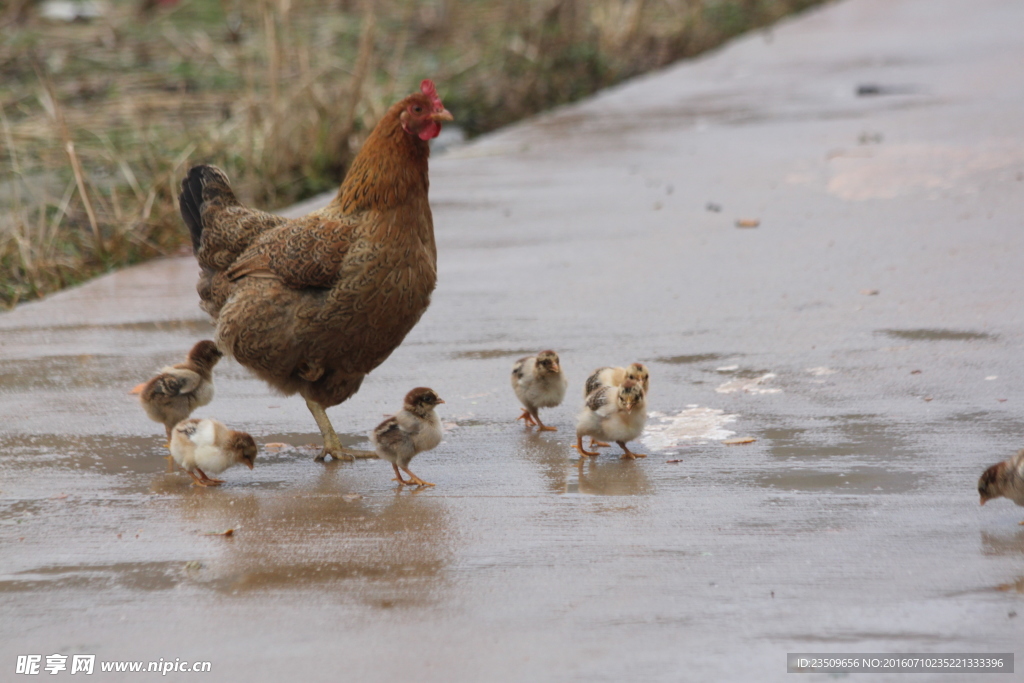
[0,0,825,308]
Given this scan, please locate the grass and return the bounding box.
[0,0,827,308]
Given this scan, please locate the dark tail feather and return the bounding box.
[178,165,238,253]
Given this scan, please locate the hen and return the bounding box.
[178,80,452,462]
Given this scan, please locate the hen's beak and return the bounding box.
[432,108,454,122]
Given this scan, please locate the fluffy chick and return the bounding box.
[575,379,648,460]
[582,362,649,447]
[978,448,1024,522]
[372,387,444,487]
[138,340,223,443]
[169,417,257,487]
[511,350,568,431]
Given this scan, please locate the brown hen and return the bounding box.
[178,80,452,462]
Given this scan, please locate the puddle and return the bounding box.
[761,415,914,461]
[0,354,160,391]
[642,407,738,451]
[877,328,995,341]
[0,561,182,593]
[716,372,781,394]
[451,348,539,360]
[980,530,1024,557]
[995,577,1024,594]
[568,458,653,496]
[654,353,731,365]
[753,466,919,494]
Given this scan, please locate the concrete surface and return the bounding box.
[2,0,1024,680]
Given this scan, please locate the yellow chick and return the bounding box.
[137,340,223,443]
[371,387,444,487]
[575,380,648,460]
[511,350,568,432]
[582,362,649,447]
[169,418,257,487]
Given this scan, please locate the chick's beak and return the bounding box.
[245,459,254,470]
[431,108,454,122]
[979,496,986,506]
[435,398,446,404]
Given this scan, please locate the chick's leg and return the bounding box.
[184,469,212,487]
[533,412,557,432]
[305,398,376,462]
[588,438,610,448]
[574,435,600,457]
[617,441,647,460]
[392,463,412,486]
[194,467,224,485]
[516,409,537,427]
[400,466,434,487]
[164,425,176,472]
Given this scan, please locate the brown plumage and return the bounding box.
[978,448,1024,522]
[138,339,222,442]
[179,80,452,462]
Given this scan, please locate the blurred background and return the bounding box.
[0,0,824,308]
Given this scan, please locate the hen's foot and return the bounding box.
[573,436,600,457]
[617,441,646,460]
[315,446,376,463]
[305,398,375,462]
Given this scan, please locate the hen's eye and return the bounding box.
[413,105,423,113]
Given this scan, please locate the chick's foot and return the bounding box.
[574,436,600,457]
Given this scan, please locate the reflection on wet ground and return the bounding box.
[877,328,996,342]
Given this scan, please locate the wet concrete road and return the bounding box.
[3,0,1024,680]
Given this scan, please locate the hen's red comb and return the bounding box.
[420,79,443,110]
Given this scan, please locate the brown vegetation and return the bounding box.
[0,0,825,308]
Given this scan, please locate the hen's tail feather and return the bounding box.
[179,165,238,253]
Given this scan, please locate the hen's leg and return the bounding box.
[305,398,376,462]
[617,441,646,460]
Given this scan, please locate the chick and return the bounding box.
[137,340,223,443]
[372,387,445,487]
[169,418,257,487]
[511,350,568,432]
[582,362,650,447]
[575,379,648,460]
[978,448,1024,522]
